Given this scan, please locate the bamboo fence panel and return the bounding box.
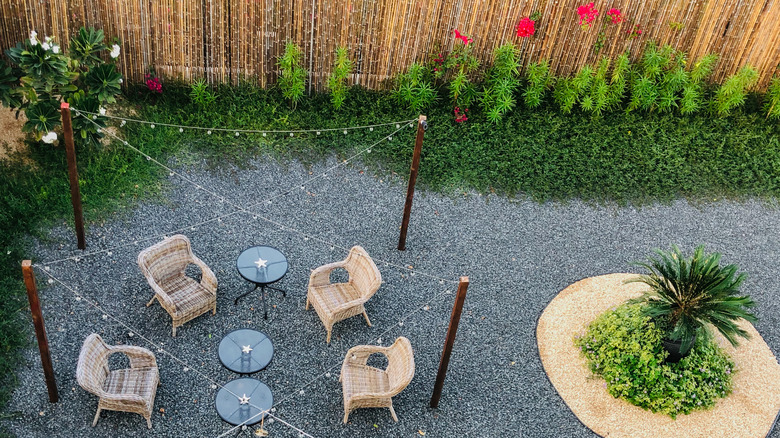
[1,0,779,91]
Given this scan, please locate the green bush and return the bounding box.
[189,78,217,107]
[763,75,780,119]
[575,304,735,418]
[327,47,353,110]
[277,41,307,107]
[713,65,758,117]
[523,59,551,108]
[393,62,436,113]
[481,43,520,122]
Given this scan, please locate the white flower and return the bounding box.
[45,36,53,44]
[41,42,50,51]
[41,131,57,144]
[52,45,60,54]
[110,44,120,59]
[118,78,123,84]
[99,107,106,116]
[29,30,38,46]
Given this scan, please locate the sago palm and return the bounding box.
[627,245,757,354]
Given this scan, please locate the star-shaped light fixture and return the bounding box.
[241,345,253,354]
[238,393,251,405]
[254,258,268,268]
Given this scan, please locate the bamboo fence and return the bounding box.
[1,0,779,91]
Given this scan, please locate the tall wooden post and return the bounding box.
[430,276,469,408]
[398,115,427,251]
[21,261,59,403]
[60,102,86,250]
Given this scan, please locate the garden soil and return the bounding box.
[537,273,780,438]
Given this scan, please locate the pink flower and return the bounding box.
[515,17,536,37]
[607,8,623,24]
[452,29,473,45]
[577,3,599,28]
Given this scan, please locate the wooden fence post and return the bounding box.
[397,115,427,251]
[430,276,469,408]
[60,102,86,250]
[21,261,59,403]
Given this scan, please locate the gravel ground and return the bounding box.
[3,140,780,438]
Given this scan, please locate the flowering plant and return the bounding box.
[454,106,468,123]
[607,8,623,24]
[577,3,599,28]
[628,24,642,38]
[515,17,535,38]
[452,29,473,45]
[145,72,163,94]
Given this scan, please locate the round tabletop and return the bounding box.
[236,246,288,285]
[218,329,273,374]
[215,378,273,426]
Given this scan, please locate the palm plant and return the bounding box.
[627,245,757,356]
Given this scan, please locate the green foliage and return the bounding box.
[277,41,307,107]
[189,78,217,107]
[764,76,780,119]
[606,53,630,108]
[627,245,757,353]
[713,65,758,117]
[327,47,353,110]
[481,44,520,123]
[433,31,480,112]
[68,27,109,70]
[576,304,735,418]
[523,60,550,108]
[680,54,718,114]
[394,62,436,113]
[2,27,121,145]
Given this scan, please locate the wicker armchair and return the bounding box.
[138,234,217,336]
[340,336,415,423]
[306,246,382,343]
[76,333,160,429]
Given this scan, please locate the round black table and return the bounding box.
[218,329,273,374]
[215,378,272,427]
[235,245,288,319]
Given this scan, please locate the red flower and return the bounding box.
[515,17,536,37]
[627,24,642,38]
[454,107,469,123]
[452,29,473,45]
[607,8,623,24]
[577,3,599,27]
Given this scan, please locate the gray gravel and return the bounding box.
[3,144,780,438]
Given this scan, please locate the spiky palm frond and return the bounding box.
[627,245,757,353]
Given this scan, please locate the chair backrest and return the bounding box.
[76,333,111,396]
[386,337,415,393]
[137,234,193,285]
[344,246,382,300]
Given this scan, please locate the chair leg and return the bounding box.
[146,416,152,429]
[362,311,372,327]
[326,329,332,344]
[146,295,156,307]
[389,405,398,422]
[92,407,102,427]
[212,303,217,315]
[172,325,177,337]
[343,409,350,424]
[305,297,310,310]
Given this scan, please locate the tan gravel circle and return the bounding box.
[537,273,780,438]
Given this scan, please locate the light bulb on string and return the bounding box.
[120,120,126,127]
[207,130,212,135]
[150,124,155,129]
[396,124,400,128]
[235,132,240,136]
[290,132,294,137]
[369,127,373,131]
[262,132,267,137]
[179,128,183,133]
[343,130,347,135]
[316,131,321,135]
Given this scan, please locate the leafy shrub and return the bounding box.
[481,43,520,122]
[434,30,480,115]
[278,41,307,107]
[764,76,780,119]
[606,52,630,108]
[393,62,436,113]
[523,59,550,108]
[575,304,735,418]
[2,27,121,145]
[680,53,718,114]
[327,47,353,110]
[189,78,217,107]
[712,65,758,117]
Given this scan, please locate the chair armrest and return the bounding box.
[192,255,217,294]
[330,298,367,316]
[148,281,177,310]
[102,392,148,406]
[344,344,389,366]
[309,261,347,287]
[111,346,158,369]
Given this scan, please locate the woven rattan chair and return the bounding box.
[340,336,415,423]
[76,333,160,429]
[138,234,217,336]
[306,246,382,343]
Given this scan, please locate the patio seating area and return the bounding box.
[4,152,780,437]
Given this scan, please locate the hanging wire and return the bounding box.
[58,113,457,284]
[35,265,315,438]
[74,109,415,135]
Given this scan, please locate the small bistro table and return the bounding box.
[218,329,274,374]
[235,245,288,319]
[215,378,273,429]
